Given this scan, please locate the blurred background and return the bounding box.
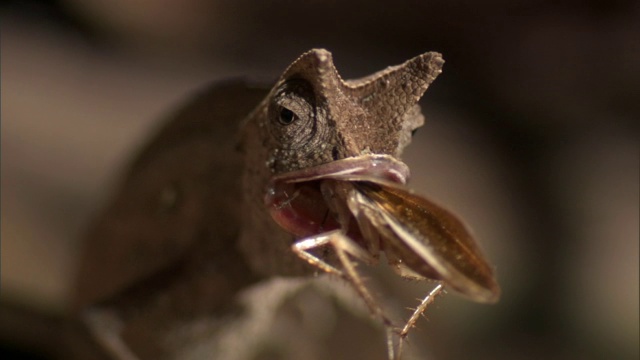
[1,0,638,359]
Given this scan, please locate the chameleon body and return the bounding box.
[74,49,498,359]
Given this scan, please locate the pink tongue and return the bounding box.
[265,182,341,237]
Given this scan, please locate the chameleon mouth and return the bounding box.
[265,155,409,238]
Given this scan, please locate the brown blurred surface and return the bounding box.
[1,1,638,359]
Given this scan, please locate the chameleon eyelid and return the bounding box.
[277,106,298,125]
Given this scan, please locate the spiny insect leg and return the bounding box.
[400,283,444,338]
[292,230,392,327]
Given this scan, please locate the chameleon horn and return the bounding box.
[344,51,444,119]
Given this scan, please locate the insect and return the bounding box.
[244,49,501,358]
[265,154,500,358]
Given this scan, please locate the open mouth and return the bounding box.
[265,154,501,304]
[264,155,410,238]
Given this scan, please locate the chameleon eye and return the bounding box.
[278,107,297,125]
[268,79,323,150]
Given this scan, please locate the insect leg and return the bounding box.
[291,230,392,327]
[291,232,344,276]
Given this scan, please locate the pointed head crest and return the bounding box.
[245,48,444,174]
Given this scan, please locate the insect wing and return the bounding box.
[353,181,500,303]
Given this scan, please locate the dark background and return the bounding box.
[2,1,638,359]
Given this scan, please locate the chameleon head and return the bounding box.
[255,48,444,174]
[238,49,444,276]
[259,49,443,235]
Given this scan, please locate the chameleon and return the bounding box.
[73,49,499,359]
